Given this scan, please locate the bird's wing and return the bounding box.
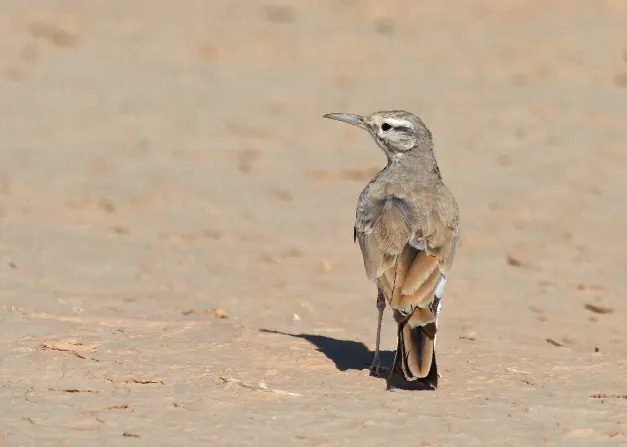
[355,196,414,281]
[356,188,459,317]
[398,186,458,317]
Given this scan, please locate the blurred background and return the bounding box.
[1,1,627,445]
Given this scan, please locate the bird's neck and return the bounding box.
[385,149,441,180]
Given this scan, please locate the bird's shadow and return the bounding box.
[259,329,394,377]
[260,329,437,391]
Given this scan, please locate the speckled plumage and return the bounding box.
[323,110,460,390]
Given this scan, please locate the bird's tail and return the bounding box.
[390,308,438,389]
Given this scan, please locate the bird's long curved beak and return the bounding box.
[322,113,366,129]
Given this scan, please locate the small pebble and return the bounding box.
[320,260,332,272]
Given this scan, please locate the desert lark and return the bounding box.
[323,110,459,389]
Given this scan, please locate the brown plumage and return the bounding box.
[323,110,459,390]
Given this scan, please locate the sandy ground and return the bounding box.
[1,1,627,445]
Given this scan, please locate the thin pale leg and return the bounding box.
[370,289,389,377]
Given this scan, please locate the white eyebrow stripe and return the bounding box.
[383,118,413,129]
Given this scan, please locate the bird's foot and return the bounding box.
[369,358,390,378]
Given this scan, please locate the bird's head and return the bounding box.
[323,110,433,158]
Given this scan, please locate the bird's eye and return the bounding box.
[381,123,392,132]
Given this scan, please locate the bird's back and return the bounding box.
[355,163,456,260]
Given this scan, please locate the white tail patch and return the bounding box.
[433,276,446,349]
[434,276,447,299]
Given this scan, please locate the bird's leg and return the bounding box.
[370,289,389,377]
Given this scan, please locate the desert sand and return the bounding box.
[1,1,627,445]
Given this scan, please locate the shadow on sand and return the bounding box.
[259,329,394,373]
[260,329,437,391]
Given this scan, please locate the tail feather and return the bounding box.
[390,309,439,389]
[400,320,436,380]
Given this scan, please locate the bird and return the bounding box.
[322,110,459,390]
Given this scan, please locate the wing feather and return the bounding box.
[355,188,459,314]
